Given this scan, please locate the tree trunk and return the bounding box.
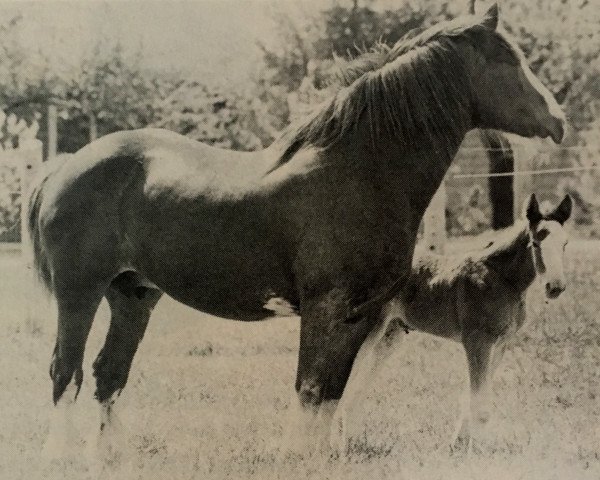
[45,103,58,162]
[479,130,514,229]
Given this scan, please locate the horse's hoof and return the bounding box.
[450,434,484,457]
[41,386,82,465]
[329,416,349,459]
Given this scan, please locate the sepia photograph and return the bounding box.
[0,0,598,478]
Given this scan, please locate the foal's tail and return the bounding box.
[26,157,67,294]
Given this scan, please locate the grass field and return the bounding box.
[0,239,599,480]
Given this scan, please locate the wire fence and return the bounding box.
[453,164,600,179]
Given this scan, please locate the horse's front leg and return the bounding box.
[452,329,504,454]
[331,304,408,456]
[282,288,377,458]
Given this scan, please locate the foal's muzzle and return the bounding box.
[545,281,565,299]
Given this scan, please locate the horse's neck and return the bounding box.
[334,119,468,228]
[485,230,537,293]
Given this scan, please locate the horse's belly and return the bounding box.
[149,271,296,321]
[125,188,297,320]
[163,286,296,321]
[133,242,296,321]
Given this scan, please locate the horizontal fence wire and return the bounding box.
[452,164,600,179]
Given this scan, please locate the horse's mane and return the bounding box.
[271,12,511,168]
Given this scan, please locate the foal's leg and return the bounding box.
[332,310,407,455]
[90,272,162,464]
[42,285,105,461]
[452,329,498,453]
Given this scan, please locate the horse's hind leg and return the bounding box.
[43,285,105,461]
[90,271,162,464]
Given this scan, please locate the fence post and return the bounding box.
[423,180,447,254]
[19,139,43,250]
[18,139,43,333]
[512,144,535,221]
[46,102,58,161]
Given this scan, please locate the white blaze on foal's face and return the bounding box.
[533,219,568,299]
[525,193,572,299]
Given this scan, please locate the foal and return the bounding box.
[334,193,572,453]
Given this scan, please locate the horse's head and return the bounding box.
[524,193,572,299]
[465,4,566,143]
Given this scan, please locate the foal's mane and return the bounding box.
[472,221,530,263]
[271,13,504,168]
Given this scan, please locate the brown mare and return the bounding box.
[28,4,565,458]
[335,194,572,454]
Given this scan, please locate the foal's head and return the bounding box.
[464,4,566,143]
[525,194,572,299]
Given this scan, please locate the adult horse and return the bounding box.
[29,4,564,455]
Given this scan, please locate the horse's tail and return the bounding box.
[26,157,67,294]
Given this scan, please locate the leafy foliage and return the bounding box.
[152,81,276,151]
[58,44,177,152]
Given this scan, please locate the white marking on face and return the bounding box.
[520,58,565,123]
[535,220,568,298]
[502,29,566,141]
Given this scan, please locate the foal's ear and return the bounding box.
[548,195,573,225]
[481,3,499,30]
[524,193,542,224]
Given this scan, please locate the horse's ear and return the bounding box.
[548,195,573,225]
[481,3,499,30]
[524,193,542,224]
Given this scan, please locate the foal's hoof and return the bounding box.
[450,434,483,457]
[329,415,349,459]
[450,433,470,456]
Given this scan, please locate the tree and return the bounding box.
[152,81,276,151]
[0,15,55,151]
[58,43,178,152]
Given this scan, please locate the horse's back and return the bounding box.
[38,128,268,225]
